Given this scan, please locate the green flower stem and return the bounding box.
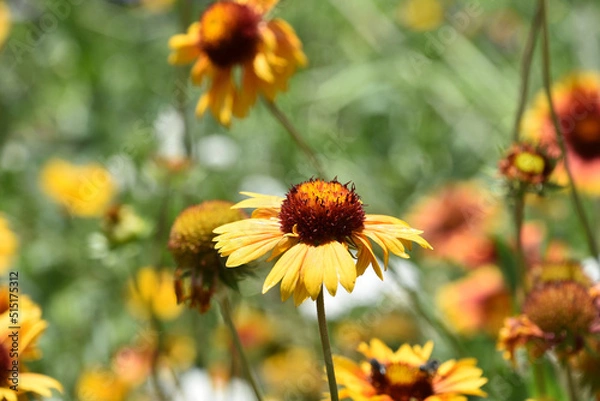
[513,189,527,307]
[564,361,578,401]
[539,0,600,261]
[263,98,326,177]
[177,0,194,158]
[317,290,339,401]
[512,1,543,142]
[532,360,548,399]
[149,316,169,401]
[219,296,265,401]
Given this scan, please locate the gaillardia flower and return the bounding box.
[168,0,307,126]
[39,158,116,217]
[499,142,554,188]
[407,182,497,269]
[213,179,432,306]
[168,200,246,312]
[0,215,18,274]
[0,290,63,401]
[330,339,487,401]
[436,265,512,337]
[523,72,600,194]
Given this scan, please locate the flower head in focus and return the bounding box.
[40,158,116,217]
[127,267,183,321]
[0,215,18,274]
[168,200,247,313]
[330,338,487,401]
[168,0,307,126]
[0,290,63,401]
[524,72,600,194]
[213,178,432,306]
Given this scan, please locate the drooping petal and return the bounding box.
[262,242,308,296]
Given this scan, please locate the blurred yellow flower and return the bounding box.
[140,0,174,13]
[437,265,511,337]
[40,158,116,217]
[331,338,488,401]
[524,72,600,194]
[0,1,10,49]
[0,290,63,401]
[398,0,444,32]
[102,204,150,245]
[168,0,307,126]
[261,347,322,399]
[0,215,18,273]
[214,178,431,306]
[127,267,183,321]
[76,369,129,401]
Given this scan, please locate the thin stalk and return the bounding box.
[512,1,543,142]
[316,290,339,401]
[532,360,548,399]
[219,297,265,401]
[263,99,326,177]
[564,361,578,401]
[177,0,194,158]
[149,317,169,401]
[539,0,600,261]
[513,189,527,307]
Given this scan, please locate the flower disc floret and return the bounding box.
[279,179,365,246]
[199,2,261,67]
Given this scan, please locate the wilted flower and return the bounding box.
[0,215,18,274]
[498,262,598,362]
[39,158,116,217]
[330,338,488,401]
[523,72,600,194]
[168,0,307,126]
[497,315,547,363]
[213,178,431,306]
[437,265,512,337]
[0,290,63,401]
[168,200,246,313]
[127,267,183,321]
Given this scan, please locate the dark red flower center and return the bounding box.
[199,1,261,68]
[279,179,366,246]
[0,343,11,385]
[370,360,435,401]
[560,90,600,160]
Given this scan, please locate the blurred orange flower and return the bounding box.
[524,72,600,194]
[437,265,512,337]
[407,182,498,269]
[168,0,307,126]
[40,158,116,217]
